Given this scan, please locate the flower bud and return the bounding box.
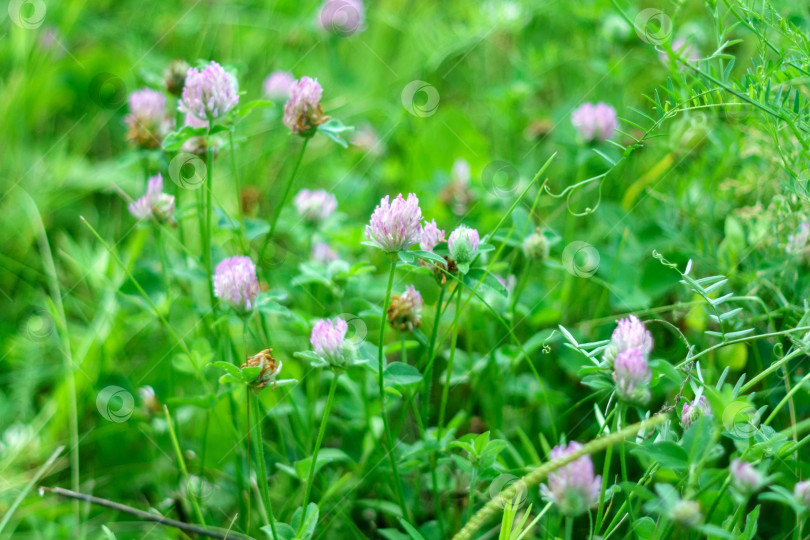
[164,59,190,97]
[241,348,283,390]
[521,229,549,260]
[681,395,711,429]
[283,76,328,136]
[794,480,810,510]
[129,173,176,225]
[669,499,702,528]
[729,459,764,495]
[387,285,424,332]
[420,219,446,252]
[448,225,480,264]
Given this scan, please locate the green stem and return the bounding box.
[438,287,463,438]
[259,138,308,263]
[229,129,249,252]
[466,466,478,523]
[422,286,446,425]
[164,406,206,527]
[250,391,277,539]
[377,259,409,520]
[204,121,215,311]
[300,374,340,532]
[564,516,573,540]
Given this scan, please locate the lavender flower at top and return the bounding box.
[310,317,355,368]
[681,395,712,429]
[730,459,764,494]
[603,314,653,367]
[263,71,295,101]
[387,285,424,331]
[420,219,446,252]
[540,441,601,516]
[283,76,328,135]
[448,225,480,263]
[365,193,423,252]
[612,348,651,404]
[795,480,810,510]
[128,173,176,225]
[124,89,172,149]
[178,61,239,122]
[318,0,365,36]
[571,102,618,142]
[294,189,337,223]
[213,256,259,313]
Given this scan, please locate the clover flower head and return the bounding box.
[128,173,176,225]
[730,459,764,494]
[448,225,480,263]
[420,219,446,251]
[365,193,423,252]
[794,480,810,510]
[283,76,328,135]
[387,285,424,332]
[310,317,354,368]
[612,348,651,404]
[540,441,601,517]
[213,256,259,312]
[263,71,295,101]
[294,189,337,223]
[178,61,239,122]
[603,314,653,367]
[681,395,712,429]
[522,229,549,260]
[241,348,283,390]
[124,88,172,148]
[318,0,365,36]
[669,499,703,528]
[658,38,700,67]
[571,102,618,142]
[312,242,338,264]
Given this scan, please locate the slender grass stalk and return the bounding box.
[421,286,446,424]
[377,259,409,520]
[250,390,277,540]
[229,129,249,252]
[0,445,63,534]
[164,405,207,527]
[438,286,463,438]
[299,373,340,534]
[259,138,308,263]
[564,516,573,540]
[204,121,216,310]
[465,466,478,523]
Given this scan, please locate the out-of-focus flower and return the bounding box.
[658,38,700,68]
[312,242,338,264]
[311,317,355,368]
[612,348,651,404]
[522,229,549,260]
[318,0,365,36]
[294,189,337,223]
[787,222,810,261]
[129,173,176,225]
[138,386,162,413]
[241,348,283,390]
[681,395,712,429]
[448,225,480,263]
[164,60,190,97]
[540,441,601,516]
[602,314,653,367]
[263,71,295,101]
[669,499,703,528]
[420,219,446,252]
[213,256,260,313]
[571,102,618,142]
[125,89,173,149]
[365,193,423,252]
[387,285,424,331]
[178,61,239,122]
[283,76,328,135]
[440,158,475,215]
[350,123,385,156]
[794,480,810,510]
[730,459,764,495]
